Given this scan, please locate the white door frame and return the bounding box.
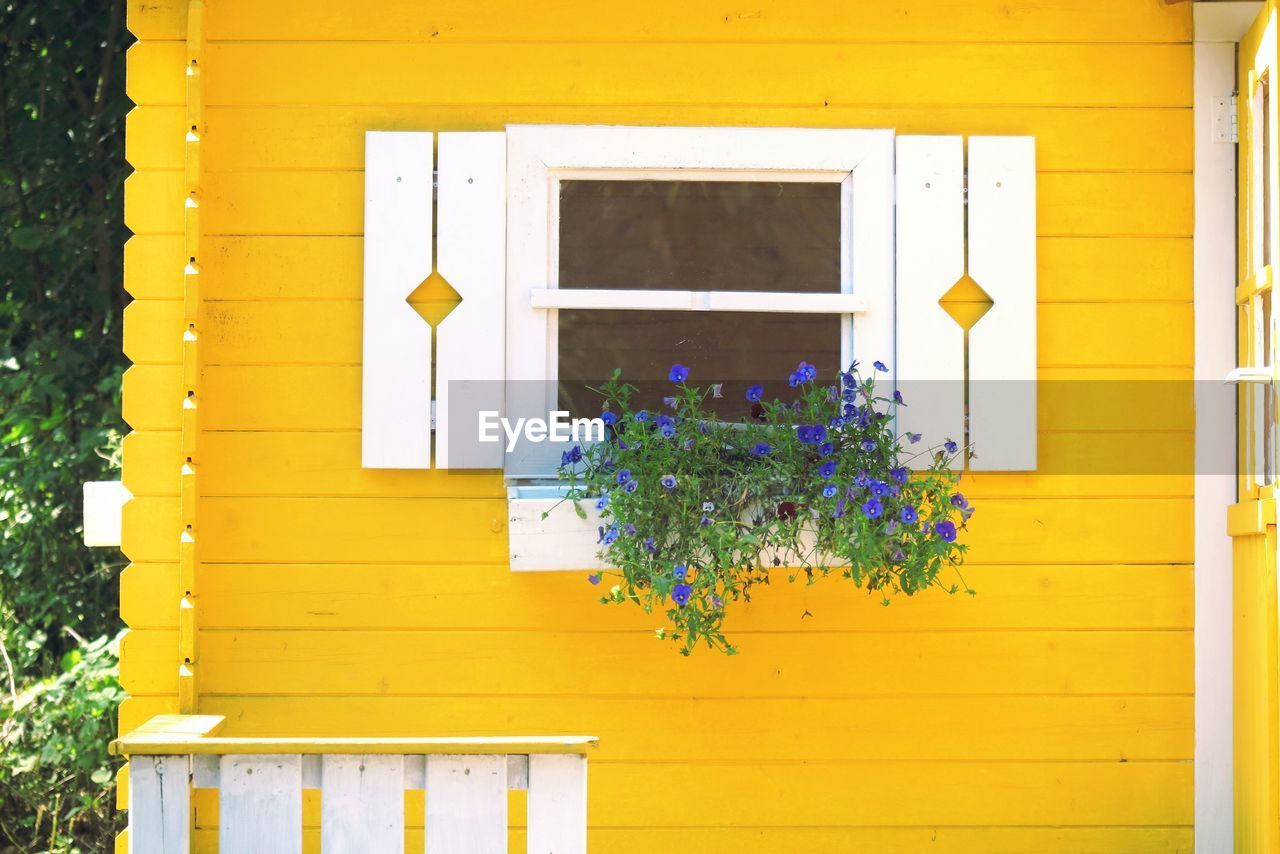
[1193,3,1262,851]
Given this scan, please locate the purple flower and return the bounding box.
[683,437,696,451]
[798,361,818,381]
[643,537,657,554]
[873,360,888,372]
[601,411,617,427]
[616,469,631,484]
[822,484,838,498]
[818,442,834,458]
[752,442,772,458]
[950,492,968,509]
[656,414,674,428]
[596,495,609,510]
[935,520,958,542]
[833,498,847,518]
[746,384,764,402]
[663,396,679,408]
[599,524,619,545]
[702,501,715,512]
[661,474,677,490]
[673,564,688,581]
[669,363,690,383]
[660,423,677,439]
[811,425,828,444]
[944,440,958,454]
[890,467,908,484]
[862,498,884,519]
[635,410,650,422]
[819,460,838,479]
[788,371,804,387]
[860,439,876,453]
[899,506,918,524]
[796,425,813,443]
[907,432,922,444]
[671,583,693,606]
[560,445,583,466]
[587,573,601,585]
[623,523,636,536]
[623,479,639,494]
[869,480,890,497]
[700,515,712,527]
[893,390,905,405]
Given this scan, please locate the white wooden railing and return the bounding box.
[111,715,597,853]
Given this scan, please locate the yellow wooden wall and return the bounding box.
[119,1,1196,850]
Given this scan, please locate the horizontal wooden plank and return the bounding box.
[197,693,1191,761]
[185,563,1190,631]
[128,0,1191,43]
[122,235,1190,303]
[121,171,1187,238]
[121,431,181,497]
[119,696,180,735]
[125,105,1192,173]
[182,431,1190,500]
[122,365,181,431]
[120,629,177,694]
[197,365,1195,433]
[122,498,180,562]
[188,495,1190,565]
[191,826,1193,854]
[121,563,180,629]
[177,628,1192,697]
[123,300,1192,368]
[169,43,1190,109]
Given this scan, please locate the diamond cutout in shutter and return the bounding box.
[407,269,463,327]
[939,274,994,331]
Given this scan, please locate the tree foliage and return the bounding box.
[0,0,130,849]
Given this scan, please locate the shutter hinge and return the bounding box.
[1213,94,1239,144]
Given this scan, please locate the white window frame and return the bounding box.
[503,125,895,477]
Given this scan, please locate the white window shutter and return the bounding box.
[895,136,966,468]
[435,132,507,470]
[968,136,1036,471]
[362,131,434,469]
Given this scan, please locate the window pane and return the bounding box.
[558,180,841,293]
[558,310,839,419]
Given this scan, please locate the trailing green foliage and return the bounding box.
[0,0,130,850]
[560,361,976,655]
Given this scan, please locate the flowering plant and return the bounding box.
[557,360,975,655]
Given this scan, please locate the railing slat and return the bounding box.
[128,755,190,854]
[425,754,507,853]
[219,754,302,853]
[321,755,405,854]
[526,754,587,854]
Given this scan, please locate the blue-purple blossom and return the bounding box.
[891,467,908,484]
[601,411,617,427]
[873,360,888,372]
[746,384,764,402]
[669,363,690,383]
[788,371,804,387]
[935,520,958,542]
[673,565,688,581]
[702,502,715,512]
[671,584,693,606]
[598,524,619,545]
[907,432,922,444]
[635,410,650,422]
[798,361,817,381]
[819,442,834,458]
[819,460,837,479]
[900,506,918,524]
[616,469,631,484]
[661,474,677,490]
[623,523,636,536]
[862,498,884,519]
[822,484,838,498]
[950,492,968,508]
[643,536,657,553]
[596,495,609,510]
[560,445,583,466]
[752,442,772,458]
[660,423,677,439]
[860,439,876,453]
[700,515,712,527]
[944,440,959,454]
[623,479,639,494]
[587,573,601,585]
[893,390,905,405]
[833,498,847,519]
[663,396,679,408]
[869,480,890,497]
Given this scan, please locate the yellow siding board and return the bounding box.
[121,563,180,629]
[121,431,181,497]
[112,300,1196,368]
[131,0,1191,43]
[120,696,180,734]
[124,235,184,300]
[119,629,178,695]
[201,694,1192,761]
[191,171,1190,238]
[194,629,1190,697]
[192,827,1194,854]
[197,366,1194,433]
[121,497,180,563]
[197,44,1192,109]
[195,496,1190,565]
[124,170,184,235]
[193,563,1190,631]
[189,235,1191,304]
[193,431,1190,500]
[126,105,1192,173]
[122,365,181,431]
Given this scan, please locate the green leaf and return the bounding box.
[9,226,45,251]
